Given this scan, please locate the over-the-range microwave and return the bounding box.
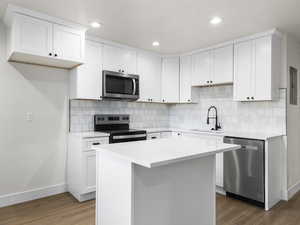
[102,70,140,101]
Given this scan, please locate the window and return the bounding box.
[290,67,298,105]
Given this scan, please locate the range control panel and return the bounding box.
[94,114,130,125]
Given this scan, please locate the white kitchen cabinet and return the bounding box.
[5,9,86,69]
[53,24,84,63]
[180,55,193,103]
[68,134,109,202]
[233,34,281,101]
[82,151,96,193]
[70,40,102,100]
[161,56,180,103]
[216,153,224,187]
[191,45,233,86]
[103,44,137,74]
[137,52,162,102]
[212,45,233,85]
[11,14,53,58]
[192,50,211,86]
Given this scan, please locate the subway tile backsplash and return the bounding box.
[70,100,169,132]
[169,86,286,134]
[70,85,286,134]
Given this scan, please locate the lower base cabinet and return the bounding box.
[67,134,109,202]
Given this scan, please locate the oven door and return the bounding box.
[110,133,147,144]
[103,71,139,100]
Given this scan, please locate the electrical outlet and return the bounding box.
[26,112,33,122]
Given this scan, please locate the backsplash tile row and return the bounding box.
[70,85,286,135]
[169,86,286,134]
[70,100,169,132]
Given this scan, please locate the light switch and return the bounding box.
[26,112,33,122]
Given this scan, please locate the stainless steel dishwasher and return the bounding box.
[223,137,265,207]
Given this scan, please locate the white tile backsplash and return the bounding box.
[70,85,286,134]
[169,86,286,134]
[70,100,169,132]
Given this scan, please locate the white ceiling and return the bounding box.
[0,0,299,54]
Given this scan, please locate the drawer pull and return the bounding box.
[92,143,100,145]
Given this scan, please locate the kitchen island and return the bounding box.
[93,137,240,225]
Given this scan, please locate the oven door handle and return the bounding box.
[112,134,146,140]
[132,78,136,95]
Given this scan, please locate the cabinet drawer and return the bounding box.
[83,138,109,151]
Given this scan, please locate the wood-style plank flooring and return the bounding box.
[0,192,300,225]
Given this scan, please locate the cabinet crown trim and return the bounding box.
[4,4,88,31]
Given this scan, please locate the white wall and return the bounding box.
[0,21,69,204]
[286,34,300,194]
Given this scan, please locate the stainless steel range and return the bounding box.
[94,114,146,144]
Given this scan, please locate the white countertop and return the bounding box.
[69,132,109,139]
[144,127,285,140]
[93,137,240,168]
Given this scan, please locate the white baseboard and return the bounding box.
[0,183,67,208]
[288,180,300,200]
[216,185,226,195]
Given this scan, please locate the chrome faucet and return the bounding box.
[207,106,221,131]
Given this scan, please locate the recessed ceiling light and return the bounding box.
[210,17,222,25]
[90,22,101,28]
[152,41,160,47]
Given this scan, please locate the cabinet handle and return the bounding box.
[188,99,191,102]
[210,81,213,83]
[162,99,165,102]
[49,53,52,56]
[206,81,209,84]
[247,97,250,100]
[251,97,254,100]
[151,137,157,139]
[54,54,58,57]
[92,143,100,145]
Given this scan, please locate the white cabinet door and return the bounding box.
[216,153,224,187]
[82,151,96,193]
[253,36,272,101]
[120,48,137,74]
[180,55,192,103]
[103,45,123,72]
[161,56,180,103]
[70,40,102,100]
[53,24,84,62]
[103,45,137,74]
[15,14,53,57]
[137,52,161,102]
[191,50,211,86]
[212,45,233,85]
[233,40,253,101]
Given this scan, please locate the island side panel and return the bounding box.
[133,155,216,225]
[96,151,133,225]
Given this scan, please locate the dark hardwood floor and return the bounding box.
[0,192,300,225]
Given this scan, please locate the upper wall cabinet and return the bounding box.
[161,56,180,103]
[191,44,233,86]
[70,40,102,100]
[233,34,281,101]
[4,6,87,69]
[180,55,193,103]
[102,45,137,74]
[137,52,162,102]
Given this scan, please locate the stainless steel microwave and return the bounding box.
[102,70,140,101]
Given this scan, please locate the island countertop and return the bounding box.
[93,137,240,168]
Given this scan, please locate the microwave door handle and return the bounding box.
[132,78,136,95]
